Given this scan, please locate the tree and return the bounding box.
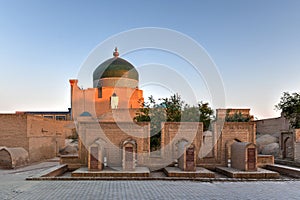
[135,94,215,150]
[159,94,183,122]
[182,104,200,122]
[275,92,300,128]
[134,96,165,151]
[198,101,214,131]
[182,102,214,131]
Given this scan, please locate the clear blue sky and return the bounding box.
[0,0,299,119]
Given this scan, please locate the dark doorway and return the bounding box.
[283,137,294,160]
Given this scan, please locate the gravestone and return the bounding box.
[89,146,99,170]
[185,146,196,171]
[178,145,196,171]
[231,142,257,171]
[247,148,256,171]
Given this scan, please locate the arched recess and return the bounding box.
[88,138,107,171]
[122,138,137,170]
[0,148,12,169]
[283,137,294,160]
[0,147,29,169]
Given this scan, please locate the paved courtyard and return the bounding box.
[1,162,300,200]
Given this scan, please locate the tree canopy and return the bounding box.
[134,94,214,150]
[135,94,214,128]
[275,92,300,128]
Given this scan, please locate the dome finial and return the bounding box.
[113,47,119,57]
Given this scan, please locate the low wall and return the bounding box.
[257,155,274,167]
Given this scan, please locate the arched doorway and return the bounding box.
[122,138,137,171]
[0,149,12,169]
[283,137,294,160]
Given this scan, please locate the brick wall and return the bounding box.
[257,155,274,167]
[161,122,202,164]
[294,129,300,162]
[70,79,143,120]
[77,120,150,167]
[256,116,290,137]
[0,114,70,163]
[28,137,57,162]
[216,108,251,120]
[215,122,256,166]
[26,115,70,162]
[0,114,28,150]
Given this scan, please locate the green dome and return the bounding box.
[80,111,92,117]
[93,57,139,82]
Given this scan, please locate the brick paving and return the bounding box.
[1,162,300,200]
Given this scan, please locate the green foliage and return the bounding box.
[134,94,214,150]
[225,110,251,122]
[134,96,165,151]
[182,105,200,122]
[160,94,183,122]
[181,102,214,131]
[275,92,300,128]
[198,102,214,130]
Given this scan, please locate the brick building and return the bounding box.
[70,47,143,121]
[15,109,71,121]
[0,114,72,163]
[62,48,258,172]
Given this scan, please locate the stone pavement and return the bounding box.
[1,162,300,200]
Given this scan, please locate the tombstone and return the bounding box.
[88,145,103,171]
[178,144,196,171]
[231,142,257,171]
[185,146,196,171]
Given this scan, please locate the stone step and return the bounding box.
[216,167,280,179]
[266,164,300,178]
[275,159,300,168]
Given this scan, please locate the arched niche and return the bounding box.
[88,138,107,171]
[122,138,137,171]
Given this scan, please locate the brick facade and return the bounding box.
[70,79,143,120]
[199,121,256,168]
[0,114,72,162]
[77,117,150,167]
[256,115,290,137]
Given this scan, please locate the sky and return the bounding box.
[0,0,300,119]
